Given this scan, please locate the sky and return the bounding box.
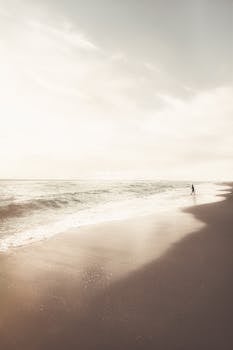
[0,0,232,180]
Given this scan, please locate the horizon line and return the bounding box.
[0,178,225,183]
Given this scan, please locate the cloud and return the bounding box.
[0,1,232,180]
[27,20,98,51]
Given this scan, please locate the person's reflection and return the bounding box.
[192,194,197,205]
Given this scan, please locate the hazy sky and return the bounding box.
[0,0,232,180]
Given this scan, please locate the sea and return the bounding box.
[0,180,225,251]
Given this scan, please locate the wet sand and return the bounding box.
[0,184,232,349]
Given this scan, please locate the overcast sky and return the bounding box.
[0,0,232,180]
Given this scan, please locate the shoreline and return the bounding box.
[0,183,232,349]
[0,182,227,253]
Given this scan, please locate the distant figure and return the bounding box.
[191,184,195,195]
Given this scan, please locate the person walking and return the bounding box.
[191,184,195,195]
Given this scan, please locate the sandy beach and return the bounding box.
[0,184,232,349]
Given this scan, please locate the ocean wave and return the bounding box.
[0,188,115,220]
[0,197,81,220]
[0,184,185,221]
